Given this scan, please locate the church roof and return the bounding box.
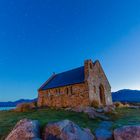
[39,66,85,91]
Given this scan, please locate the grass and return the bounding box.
[0,107,140,139]
[0,108,100,140]
[111,108,140,129]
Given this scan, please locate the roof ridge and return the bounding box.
[56,66,84,76]
[39,66,85,91]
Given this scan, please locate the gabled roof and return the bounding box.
[39,66,85,91]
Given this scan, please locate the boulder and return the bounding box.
[43,120,95,140]
[95,121,113,140]
[99,121,113,129]
[84,108,109,120]
[6,119,41,140]
[71,106,109,120]
[71,106,85,113]
[114,125,140,140]
[95,128,113,140]
[96,108,104,113]
[103,105,115,113]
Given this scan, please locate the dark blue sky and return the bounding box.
[0,0,140,101]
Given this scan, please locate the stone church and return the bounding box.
[37,60,112,108]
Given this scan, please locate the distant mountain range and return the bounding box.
[0,89,140,107]
[112,89,140,103]
[0,99,37,107]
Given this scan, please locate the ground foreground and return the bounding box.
[0,108,140,139]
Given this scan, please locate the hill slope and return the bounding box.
[0,99,37,107]
[112,89,140,102]
[1,89,140,106]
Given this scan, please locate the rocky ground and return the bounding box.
[1,103,140,140]
[5,118,140,140]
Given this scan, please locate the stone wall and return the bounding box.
[37,59,112,108]
[38,83,90,108]
[84,60,112,105]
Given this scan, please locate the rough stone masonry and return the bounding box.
[37,59,112,108]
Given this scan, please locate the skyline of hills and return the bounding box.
[0,89,140,107]
[112,89,140,103]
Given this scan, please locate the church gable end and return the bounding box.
[85,60,112,105]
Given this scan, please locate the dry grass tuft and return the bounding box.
[15,102,36,112]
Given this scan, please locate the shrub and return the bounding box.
[114,102,129,108]
[91,100,99,108]
[114,102,123,108]
[15,102,36,112]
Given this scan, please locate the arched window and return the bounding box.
[70,86,73,94]
[55,89,58,93]
[41,97,45,106]
[50,95,53,100]
[89,63,93,69]
[94,86,96,93]
[56,88,61,95]
[58,88,60,93]
[99,84,106,105]
[66,87,69,95]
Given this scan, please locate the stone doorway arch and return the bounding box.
[99,84,106,105]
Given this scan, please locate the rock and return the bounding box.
[80,106,109,120]
[71,106,85,113]
[43,120,95,140]
[94,113,109,120]
[95,121,113,140]
[114,125,140,140]
[83,107,97,119]
[70,106,109,120]
[65,107,72,111]
[103,105,115,113]
[96,108,104,113]
[6,119,41,140]
[95,128,113,140]
[85,109,109,120]
[99,121,113,129]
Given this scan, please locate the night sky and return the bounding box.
[0,0,140,101]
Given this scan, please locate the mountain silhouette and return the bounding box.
[112,89,140,102]
[0,99,37,107]
[0,89,140,107]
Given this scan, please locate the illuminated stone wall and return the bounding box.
[38,60,112,108]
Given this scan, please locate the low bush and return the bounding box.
[114,102,129,108]
[15,102,36,112]
[114,102,123,108]
[91,100,99,108]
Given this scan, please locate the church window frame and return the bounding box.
[94,86,96,93]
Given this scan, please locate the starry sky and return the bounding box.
[0,0,140,101]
